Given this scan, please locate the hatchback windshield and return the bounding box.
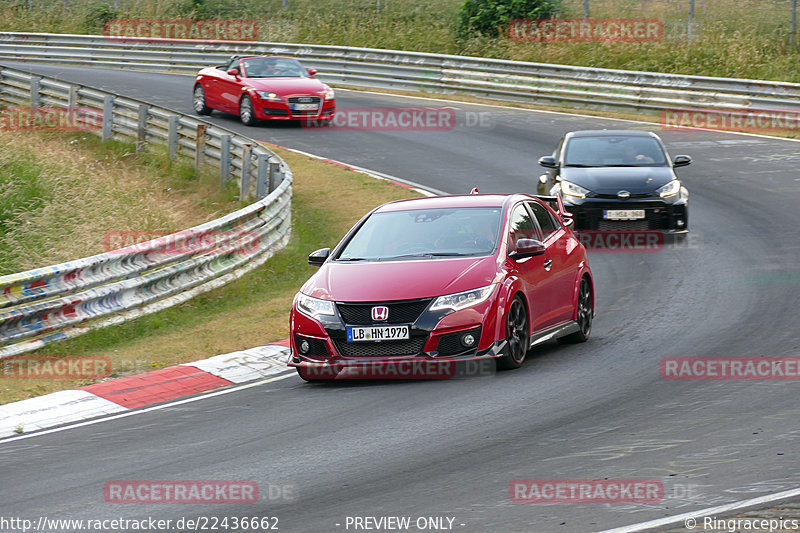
[337,207,502,261]
[564,135,668,167]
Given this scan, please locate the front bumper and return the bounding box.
[254,97,335,121]
[563,196,688,231]
[289,297,504,371]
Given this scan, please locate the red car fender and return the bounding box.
[568,261,594,321]
[492,276,528,341]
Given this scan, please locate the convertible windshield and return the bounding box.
[337,207,502,261]
[241,58,307,78]
[564,136,668,167]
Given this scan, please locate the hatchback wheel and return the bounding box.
[558,277,593,344]
[497,295,529,370]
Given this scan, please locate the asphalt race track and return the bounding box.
[1,63,800,532]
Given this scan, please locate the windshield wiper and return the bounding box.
[336,257,368,261]
[380,252,469,261]
[563,164,599,167]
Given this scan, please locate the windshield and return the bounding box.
[241,57,307,78]
[564,136,668,167]
[337,207,502,261]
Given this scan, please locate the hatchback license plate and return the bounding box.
[347,325,410,342]
[603,209,645,220]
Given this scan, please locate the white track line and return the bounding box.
[0,371,296,443]
[598,486,800,533]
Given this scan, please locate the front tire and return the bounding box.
[496,295,529,370]
[558,277,593,344]
[240,95,257,126]
[193,85,212,115]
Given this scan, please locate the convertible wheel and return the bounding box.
[558,277,593,344]
[193,85,212,115]
[240,95,257,126]
[497,295,529,370]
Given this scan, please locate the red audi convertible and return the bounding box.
[192,55,336,125]
[289,193,594,381]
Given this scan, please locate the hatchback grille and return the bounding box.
[597,220,650,230]
[336,299,432,325]
[332,336,428,357]
[594,192,653,199]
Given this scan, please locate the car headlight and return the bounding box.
[256,91,281,101]
[656,180,681,198]
[429,284,496,314]
[295,293,335,320]
[323,88,335,100]
[560,180,591,198]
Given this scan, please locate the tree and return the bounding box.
[457,0,561,38]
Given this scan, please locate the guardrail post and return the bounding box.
[268,158,281,193]
[240,144,252,199]
[30,76,41,108]
[195,124,206,174]
[220,134,231,187]
[256,153,269,198]
[167,115,179,160]
[68,85,78,110]
[101,95,113,142]
[136,104,148,152]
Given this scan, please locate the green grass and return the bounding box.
[1,0,799,81]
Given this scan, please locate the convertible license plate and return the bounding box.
[603,209,645,220]
[292,103,319,111]
[347,325,410,342]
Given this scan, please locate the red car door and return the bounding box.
[214,59,245,113]
[506,202,557,334]
[528,200,582,325]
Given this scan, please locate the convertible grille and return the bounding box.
[288,96,321,117]
[336,298,432,325]
[332,336,428,357]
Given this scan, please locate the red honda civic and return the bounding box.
[289,193,594,381]
[192,55,336,125]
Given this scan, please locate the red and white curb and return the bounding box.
[0,342,292,438]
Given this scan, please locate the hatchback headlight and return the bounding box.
[560,180,591,198]
[295,293,335,320]
[656,180,681,198]
[256,91,281,101]
[430,284,496,313]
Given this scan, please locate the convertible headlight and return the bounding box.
[295,293,335,320]
[560,180,591,198]
[429,284,496,313]
[256,91,281,101]
[656,180,681,198]
[323,88,335,100]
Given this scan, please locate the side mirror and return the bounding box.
[509,239,546,260]
[227,68,240,77]
[538,156,558,168]
[673,155,692,167]
[307,67,318,76]
[308,247,331,267]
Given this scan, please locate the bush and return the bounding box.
[457,0,560,38]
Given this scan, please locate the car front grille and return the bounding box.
[288,96,322,117]
[336,298,432,325]
[593,192,653,199]
[332,336,428,357]
[263,108,289,116]
[597,220,651,230]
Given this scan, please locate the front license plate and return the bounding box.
[347,325,410,342]
[603,209,646,220]
[292,103,319,111]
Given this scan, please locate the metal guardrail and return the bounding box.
[1,32,800,113]
[0,65,293,357]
